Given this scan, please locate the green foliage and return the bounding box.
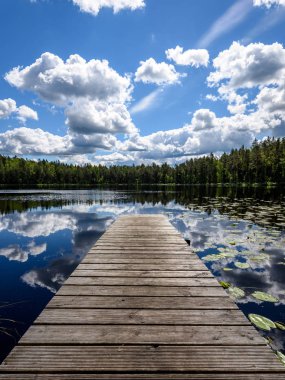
[0,137,284,185]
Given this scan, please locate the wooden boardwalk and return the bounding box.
[0,214,284,379]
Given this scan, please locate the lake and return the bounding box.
[0,186,284,363]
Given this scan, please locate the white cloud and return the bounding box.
[93,100,284,164]
[253,0,285,7]
[0,127,70,155]
[69,132,118,153]
[191,109,217,131]
[0,98,17,118]
[96,151,135,164]
[253,82,285,114]
[5,53,132,105]
[0,126,118,155]
[205,94,219,102]
[207,41,285,117]
[208,41,285,89]
[135,58,183,85]
[0,98,37,123]
[198,0,252,48]
[16,105,38,123]
[65,99,135,134]
[166,46,209,67]
[4,52,135,151]
[72,0,145,16]
[130,89,163,114]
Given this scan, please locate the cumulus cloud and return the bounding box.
[191,109,217,131]
[0,98,17,118]
[0,98,37,123]
[5,53,132,105]
[207,41,285,118]
[166,46,209,67]
[0,127,69,155]
[0,126,118,155]
[72,0,145,16]
[3,52,137,154]
[253,0,285,7]
[16,105,38,123]
[2,41,285,163]
[69,132,117,153]
[65,99,135,134]
[93,99,285,165]
[208,41,285,89]
[253,82,285,114]
[135,58,183,85]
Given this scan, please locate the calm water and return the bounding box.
[0,186,284,363]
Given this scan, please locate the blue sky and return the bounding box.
[0,0,285,165]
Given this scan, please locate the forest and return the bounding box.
[0,137,284,185]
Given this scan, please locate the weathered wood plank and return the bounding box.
[35,309,250,325]
[56,285,227,297]
[77,263,207,271]
[19,325,263,345]
[88,248,192,255]
[70,270,213,278]
[64,276,220,287]
[2,346,283,373]
[81,256,201,263]
[97,238,183,242]
[47,295,238,309]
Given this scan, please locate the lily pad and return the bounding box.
[202,254,223,261]
[276,351,285,366]
[221,252,236,258]
[250,253,269,262]
[248,313,275,331]
[234,262,250,269]
[275,322,285,330]
[219,281,231,289]
[251,291,279,303]
[241,251,256,256]
[228,286,245,299]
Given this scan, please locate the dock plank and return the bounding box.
[47,295,237,309]
[70,270,213,277]
[2,346,283,372]
[1,214,284,379]
[34,309,250,325]
[64,276,220,286]
[56,285,227,296]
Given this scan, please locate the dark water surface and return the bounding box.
[0,186,284,363]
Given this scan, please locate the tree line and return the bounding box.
[0,137,284,185]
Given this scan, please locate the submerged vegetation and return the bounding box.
[0,137,285,185]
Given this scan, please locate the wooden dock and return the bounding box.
[0,214,284,379]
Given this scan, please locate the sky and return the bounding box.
[0,0,285,166]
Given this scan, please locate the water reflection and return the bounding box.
[0,186,284,363]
